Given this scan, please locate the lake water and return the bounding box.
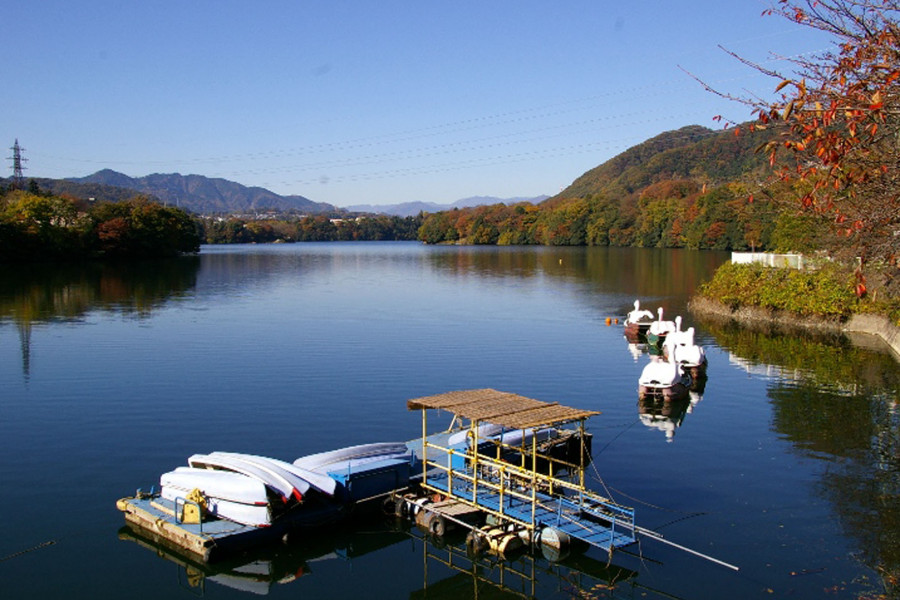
[1,242,897,599]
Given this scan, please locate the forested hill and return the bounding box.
[417,123,810,252]
[67,170,335,215]
[16,177,162,205]
[554,124,777,202]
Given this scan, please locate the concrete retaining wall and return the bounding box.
[688,296,900,362]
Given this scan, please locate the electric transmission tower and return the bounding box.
[8,139,27,189]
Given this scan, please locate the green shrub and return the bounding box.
[699,261,856,318]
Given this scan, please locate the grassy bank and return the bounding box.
[697,262,900,326]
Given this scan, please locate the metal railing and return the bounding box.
[420,436,635,539]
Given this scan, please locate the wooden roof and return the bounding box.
[406,389,600,429]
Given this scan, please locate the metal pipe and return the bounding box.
[634,525,739,571]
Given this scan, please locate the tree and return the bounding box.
[418,211,459,244]
[714,0,900,294]
[0,191,85,258]
[90,197,199,257]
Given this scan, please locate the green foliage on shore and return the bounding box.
[697,261,900,324]
[698,262,857,318]
[200,214,423,244]
[0,189,200,261]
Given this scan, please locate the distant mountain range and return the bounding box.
[8,170,545,217]
[66,170,332,214]
[345,195,551,217]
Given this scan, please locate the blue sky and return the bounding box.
[4,1,830,207]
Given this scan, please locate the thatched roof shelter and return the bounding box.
[407,388,600,429]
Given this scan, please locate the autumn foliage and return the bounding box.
[0,190,200,261]
[415,124,815,252]
[415,182,801,252]
[733,0,900,294]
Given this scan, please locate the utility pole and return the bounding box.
[8,139,27,189]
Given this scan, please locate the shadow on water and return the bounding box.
[698,318,900,595]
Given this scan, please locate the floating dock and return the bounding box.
[118,388,737,571]
[117,492,347,562]
[405,389,637,553]
[117,452,410,562]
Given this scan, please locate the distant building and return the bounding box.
[732,252,808,270]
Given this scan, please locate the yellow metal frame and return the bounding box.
[417,407,619,536]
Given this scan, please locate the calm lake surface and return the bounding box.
[1,242,898,599]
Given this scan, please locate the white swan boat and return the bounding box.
[638,352,692,401]
[664,325,708,377]
[624,299,655,342]
[646,308,677,350]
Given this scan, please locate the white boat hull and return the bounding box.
[189,453,310,502]
[160,467,272,527]
[211,452,338,496]
[491,427,558,447]
[293,442,411,472]
[638,356,692,401]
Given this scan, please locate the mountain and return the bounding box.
[345,195,550,217]
[67,170,335,215]
[416,123,792,248]
[453,195,551,208]
[16,168,548,218]
[5,176,161,205]
[553,124,777,202]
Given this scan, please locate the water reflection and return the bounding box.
[118,521,408,596]
[697,317,900,594]
[118,517,646,598]
[411,527,640,600]
[5,243,895,598]
[425,246,729,298]
[626,342,647,362]
[0,244,729,332]
[637,394,706,443]
[0,259,200,322]
[0,259,199,380]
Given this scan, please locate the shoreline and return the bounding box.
[688,296,900,362]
